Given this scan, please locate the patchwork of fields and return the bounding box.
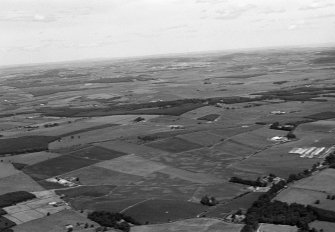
[0,48,335,231]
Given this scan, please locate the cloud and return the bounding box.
[0,11,57,22]
[310,13,335,19]
[260,8,286,14]
[288,24,297,30]
[195,0,228,4]
[161,24,190,31]
[300,0,335,10]
[214,4,255,20]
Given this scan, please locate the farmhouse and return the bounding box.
[270,111,286,115]
[169,125,184,129]
[270,136,288,142]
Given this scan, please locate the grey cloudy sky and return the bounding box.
[1,0,335,66]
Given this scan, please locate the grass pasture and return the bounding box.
[23,155,98,180]
[60,165,142,186]
[275,187,329,207]
[293,169,335,194]
[213,140,258,158]
[123,199,208,224]
[131,218,244,232]
[94,154,166,177]
[55,185,116,200]
[70,146,126,161]
[309,221,335,232]
[12,209,98,232]
[146,137,202,153]
[97,140,171,160]
[70,198,145,213]
[1,151,62,166]
[306,111,335,120]
[0,172,44,195]
[296,120,335,133]
[176,131,223,147]
[228,144,320,178]
[0,163,21,178]
[197,114,220,121]
[159,166,221,184]
[205,192,263,218]
[258,223,298,232]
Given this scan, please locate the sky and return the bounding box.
[1,0,335,66]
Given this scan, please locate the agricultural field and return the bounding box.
[0,151,62,166]
[205,192,264,218]
[69,146,127,161]
[23,155,99,180]
[292,169,335,194]
[12,209,99,232]
[122,199,208,224]
[146,137,202,153]
[3,190,70,224]
[0,48,335,231]
[0,173,44,195]
[309,221,335,232]
[258,223,298,232]
[131,218,244,232]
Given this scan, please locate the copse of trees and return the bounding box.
[324,153,335,165]
[87,211,140,232]
[229,177,267,187]
[200,195,218,206]
[242,161,335,232]
[286,132,297,139]
[137,135,158,142]
[269,122,295,131]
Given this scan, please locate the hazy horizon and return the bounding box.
[1,0,335,66]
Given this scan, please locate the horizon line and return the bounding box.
[1,42,335,70]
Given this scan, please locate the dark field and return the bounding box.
[0,136,58,156]
[23,155,99,180]
[146,137,202,153]
[70,146,127,160]
[123,199,208,224]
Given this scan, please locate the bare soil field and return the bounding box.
[131,218,244,232]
